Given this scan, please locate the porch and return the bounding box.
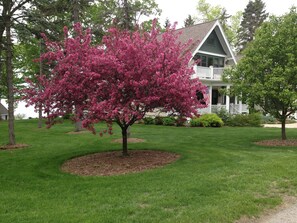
[198,85,249,115]
[192,66,225,80]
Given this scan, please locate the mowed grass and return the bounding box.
[1,119,297,223]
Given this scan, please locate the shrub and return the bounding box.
[162,117,176,126]
[154,116,164,125]
[216,108,231,123]
[190,117,203,127]
[15,113,26,120]
[261,115,277,124]
[143,117,154,125]
[190,114,223,127]
[176,117,187,127]
[226,113,261,127]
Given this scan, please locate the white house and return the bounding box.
[0,103,8,120]
[177,20,248,114]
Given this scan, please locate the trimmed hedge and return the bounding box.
[190,114,223,127]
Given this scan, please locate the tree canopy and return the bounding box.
[24,22,208,155]
[224,7,297,140]
[236,0,268,52]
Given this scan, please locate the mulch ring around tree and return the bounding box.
[112,138,145,143]
[61,150,180,176]
[255,139,297,147]
[0,144,29,150]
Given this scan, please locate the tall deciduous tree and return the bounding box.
[25,22,207,156]
[196,0,241,48]
[224,8,297,140]
[236,0,268,52]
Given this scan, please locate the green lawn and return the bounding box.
[1,119,297,223]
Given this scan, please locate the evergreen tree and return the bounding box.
[237,0,268,52]
[164,18,170,28]
[184,15,195,27]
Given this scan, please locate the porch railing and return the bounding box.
[193,66,224,80]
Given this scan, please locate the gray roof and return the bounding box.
[0,103,8,115]
[175,20,217,54]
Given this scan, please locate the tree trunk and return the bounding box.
[74,119,82,132]
[121,126,129,156]
[38,103,42,128]
[38,39,43,128]
[281,119,286,140]
[5,15,16,145]
[72,0,79,23]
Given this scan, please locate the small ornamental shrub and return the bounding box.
[162,117,176,126]
[216,108,231,124]
[176,117,187,127]
[190,117,203,127]
[226,113,261,127]
[261,115,277,124]
[190,114,223,127]
[143,117,154,125]
[154,116,164,125]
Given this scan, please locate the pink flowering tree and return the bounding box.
[24,22,207,156]
[23,24,103,129]
[84,22,208,155]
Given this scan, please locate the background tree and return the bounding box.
[25,22,208,156]
[224,8,297,140]
[184,14,195,27]
[1,0,31,145]
[196,0,242,48]
[236,0,268,52]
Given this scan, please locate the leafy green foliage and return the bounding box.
[225,113,262,127]
[154,116,164,125]
[162,117,176,126]
[143,117,154,125]
[195,0,242,47]
[224,8,297,139]
[190,114,223,127]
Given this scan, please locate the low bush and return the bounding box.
[162,117,176,126]
[226,113,261,127]
[143,117,154,125]
[176,117,187,127]
[216,108,231,123]
[190,114,223,127]
[154,116,164,125]
[261,115,277,124]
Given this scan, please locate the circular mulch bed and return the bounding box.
[112,138,145,143]
[255,139,297,147]
[61,150,180,176]
[0,144,29,150]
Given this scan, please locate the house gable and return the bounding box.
[177,20,236,65]
[0,103,8,115]
[200,30,226,55]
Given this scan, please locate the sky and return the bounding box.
[3,0,297,118]
[155,0,296,28]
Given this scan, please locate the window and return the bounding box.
[196,90,206,105]
[193,53,225,68]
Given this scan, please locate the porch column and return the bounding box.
[210,66,214,79]
[239,99,243,114]
[208,85,212,113]
[226,85,230,112]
